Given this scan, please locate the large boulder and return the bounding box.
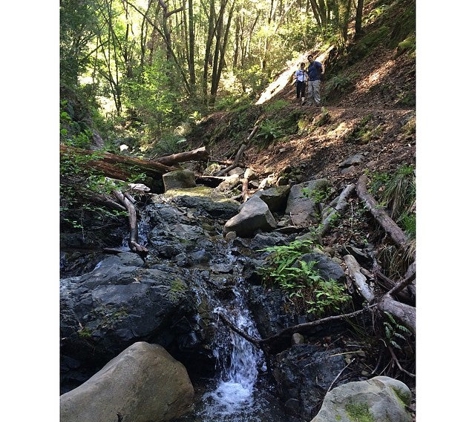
[223,195,277,237]
[60,253,205,392]
[310,376,412,422]
[60,342,194,422]
[272,344,347,420]
[162,169,196,191]
[254,185,291,212]
[285,179,331,226]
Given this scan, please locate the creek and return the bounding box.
[60,196,306,421]
[173,275,292,422]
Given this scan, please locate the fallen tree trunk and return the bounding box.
[356,174,410,252]
[379,295,415,335]
[153,146,209,166]
[61,144,175,177]
[343,254,375,303]
[316,183,355,239]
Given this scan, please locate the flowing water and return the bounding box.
[175,276,292,422]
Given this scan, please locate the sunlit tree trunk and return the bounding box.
[187,0,197,93]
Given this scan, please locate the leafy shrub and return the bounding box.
[325,74,354,94]
[258,239,351,317]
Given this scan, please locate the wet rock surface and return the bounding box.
[60,187,390,420]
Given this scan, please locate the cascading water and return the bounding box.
[198,288,265,421]
[175,273,291,422]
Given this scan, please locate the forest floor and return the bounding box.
[190,45,416,193]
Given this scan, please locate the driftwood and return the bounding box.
[343,254,375,303]
[316,184,355,238]
[356,174,410,252]
[153,146,209,165]
[113,190,148,259]
[216,126,259,176]
[218,306,375,355]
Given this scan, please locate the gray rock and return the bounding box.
[310,376,412,422]
[254,185,291,212]
[285,179,331,226]
[60,342,194,422]
[339,153,365,168]
[299,252,346,283]
[163,169,196,191]
[223,196,277,237]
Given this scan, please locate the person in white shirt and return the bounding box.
[294,62,308,105]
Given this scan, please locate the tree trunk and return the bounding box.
[60,144,175,193]
[153,146,209,165]
[356,174,410,251]
[355,0,365,38]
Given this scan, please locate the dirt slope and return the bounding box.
[191,42,415,192]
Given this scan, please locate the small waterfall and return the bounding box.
[175,272,292,422]
[199,288,265,421]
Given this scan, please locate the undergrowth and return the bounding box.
[258,239,351,317]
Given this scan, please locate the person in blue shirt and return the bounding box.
[294,62,308,105]
[307,54,324,106]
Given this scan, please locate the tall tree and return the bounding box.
[355,0,364,38]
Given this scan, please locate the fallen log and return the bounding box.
[356,174,410,251]
[316,183,355,238]
[378,295,415,335]
[153,146,209,166]
[343,254,375,303]
[61,144,175,177]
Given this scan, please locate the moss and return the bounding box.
[169,279,188,303]
[345,402,374,422]
[164,185,214,198]
[78,327,92,339]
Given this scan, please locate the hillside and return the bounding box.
[187,0,416,192]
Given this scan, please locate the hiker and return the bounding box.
[307,54,324,106]
[294,62,308,105]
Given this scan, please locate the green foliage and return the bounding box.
[150,133,188,157]
[382,311,412,352]
[60,0,100,85]
[256,119,284,143]
[315,108,331,127]
[399,212,416,238]
[370,164,415,224]
[305,279,350,317]
[397,33,416,56]
[78,327,92,339]
[302,184,333,204]
[169,279,188,303]
[345,114,382,144]
[214,93,254,112]
[121,56,184,144]
[60,99,93,148]
[258,239,351,317]
[364,4,389,26]
[263,99,289,113]
[325,74,354,94]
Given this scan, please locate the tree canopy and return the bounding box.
[60,0,371,147]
